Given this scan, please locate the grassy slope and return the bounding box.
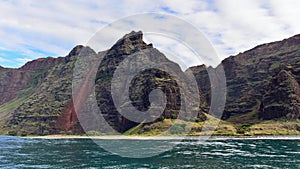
[124,114,238,136]
[226,99,300,136]
[0,87,35,131]
[248,120,300,135]
[124,110,300,136]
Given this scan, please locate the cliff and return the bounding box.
[191,34,300,123]
[0,32,300,136]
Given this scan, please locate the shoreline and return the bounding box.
[23,135,300,140]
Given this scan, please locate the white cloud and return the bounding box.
[0,0,299,68]
[268,0,300,33]
[0,57,7,63]
[181,0,300,60]
[161,0,208,14]
[144,34,202,70]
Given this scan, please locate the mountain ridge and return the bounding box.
[0,31,300,136]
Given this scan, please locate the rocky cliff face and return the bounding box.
[191,34,300,122]
[3,47,84,134]
[0,57,64,106]
[95,31,206,133]
[259,69,300,119]
[0,32,299,135]
[0,31,207,135]
[20,57,65,71]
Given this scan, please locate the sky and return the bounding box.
[0,0,300,68]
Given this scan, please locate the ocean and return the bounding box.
[0,136,299,168]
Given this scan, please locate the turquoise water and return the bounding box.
[0,136,299,169]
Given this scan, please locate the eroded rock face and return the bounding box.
[95,31,206,133]
[20,57,65,71]
[1,32,300,135]
[0,69,33,105]
[259,70,300,120]
[2,31,207,135]
[5,46,93,135]
[189,65,211,104]
[0,57,65,106]
[191,34,300,120]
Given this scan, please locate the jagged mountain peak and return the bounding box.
[109,30,153,55]
[68,45,85,56]
[68,45,96,57]
[1,32,300,135]
[188,64,207,72]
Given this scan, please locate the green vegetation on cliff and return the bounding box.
[0,32,300,136]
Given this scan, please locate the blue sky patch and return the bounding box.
[161,6,178,14]
[0,47,57,68]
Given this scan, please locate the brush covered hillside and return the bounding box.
[0,31,300,136]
